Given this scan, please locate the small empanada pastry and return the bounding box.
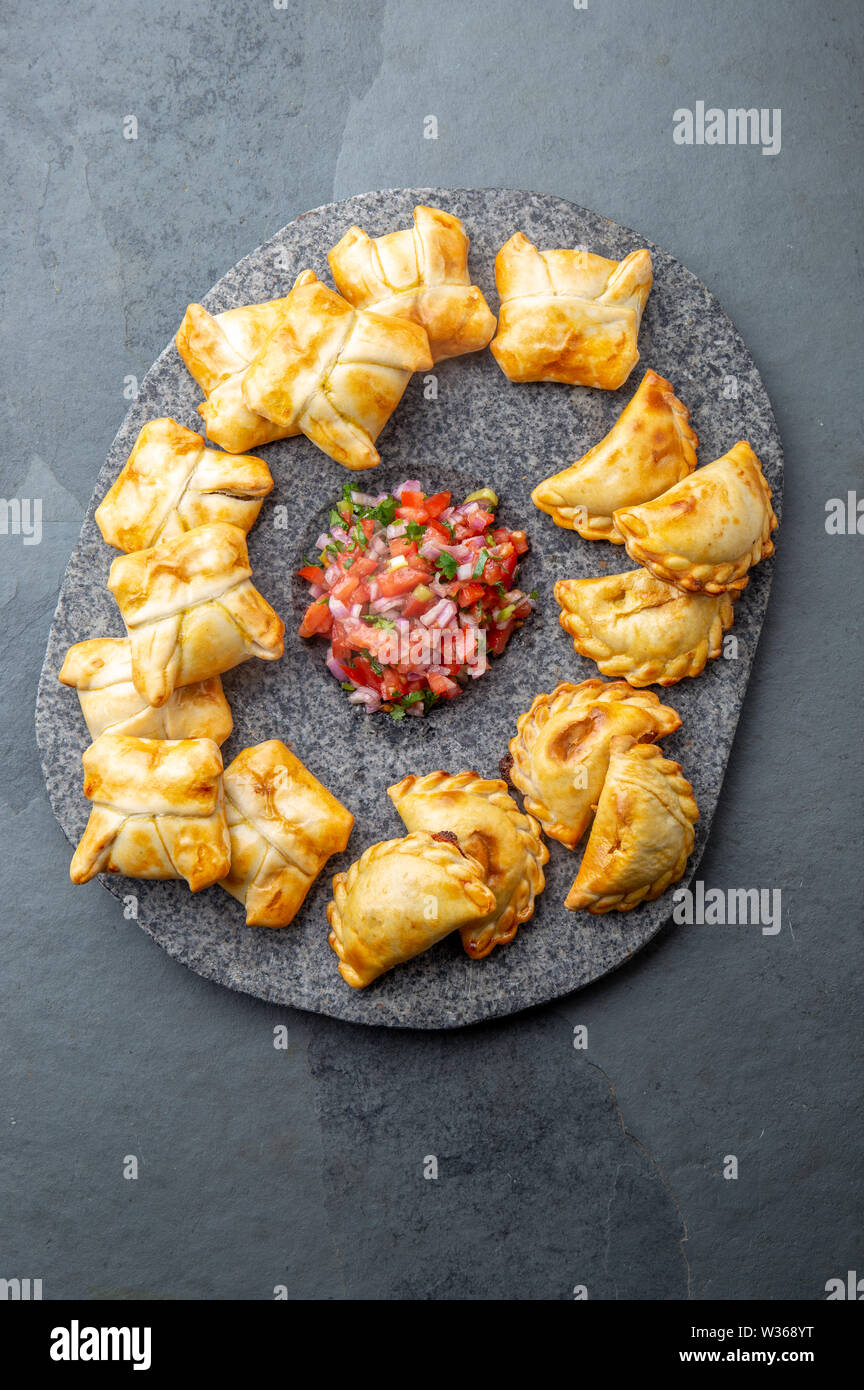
[614,441,778,595]
[327,831,497,988]
[328,205,496,363]
[507,680,681,848]
[108,522,284,708]
[241,277,433,470]
[176,269,318,453]
[220,740,353,928]
[59,637,233,744]
[489,233,653,389]
[95,418,273,553]
[565,737,698,913]
[531,370,698,540]
[387,771,548,959]
[70,734,231,891]
[554,567,734,687]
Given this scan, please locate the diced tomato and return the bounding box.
[346,554,378,578]
[399,489,426,510]
[487,620,515,656]
[394,505,428,523]
[456,581,485,607]
[422,491,451,517]
[389,537,419,558]
[472,508,496,530]
[510,529,529,555]
[297,564,325,584]
[352,581,371,603]
[331,574,359,603]
[347,655,382,693]
[402,595,432,619]
[378,566,431,597]
[380,667,406,700]
[298,599,332,638]
[425,518,452,542]
[427,671,461,698]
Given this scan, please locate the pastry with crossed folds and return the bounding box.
[387,771,548,959]
[95,417,273,553]
[327,832,496,988]
[554,567,735,687]
[565,738,698,913]
[241,277,434,470]
[108,522,284,709]
[176,269,318,453]
[490,233,653,389]
[59,637,233,744]
[614,441,778,595]
[507,680,681,849]
[69,734,231,891]
[219,740,353,928]
[531,370,698,541]
[328,204,496,363]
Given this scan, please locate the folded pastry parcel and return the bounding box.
[490,233,653,389]
[69,734,231,891]
[107,522,284,708]
[327,832,496,989]
[328,204,496,363]
[58,637,233,744]
[95,417,273,553]
[531,369,698,540]
[219,740,353,928]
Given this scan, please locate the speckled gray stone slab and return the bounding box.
[35,188,782,1029]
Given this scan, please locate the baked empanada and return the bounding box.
[507,680,681,848]
[220,740,353,928]
[555,567,734,687]
[176,269,318,453]
[95,418,273,553]
[565,738,698,913]
[328,204,496,363]
[70,734,231,891]
[327,831,496,988]
[108,522,284,708]
[614,441,778,595]
[387,771,548,959]
[241,277,433,470]
[59,637,233,744]
[531,370,697,540]
[490,233,653,389]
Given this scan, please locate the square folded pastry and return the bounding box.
[95,418,273,553]
[240,277,433,470]
[108,521,284,708]
[176,269,318,453]
[328,204,496,363]
[490,233,653,389]
[59,637,233,743]
[70,734,231,891]
[219,740,354,927]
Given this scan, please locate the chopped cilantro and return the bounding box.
[405,520,424,541]
[435,552,458,580]
[472,548,490,579]
[529,589,539,600]
[357,648,383,675]
[341,682,355,692]
[439,519,455,540]
[371,495,397,526]
[363,615,397,629]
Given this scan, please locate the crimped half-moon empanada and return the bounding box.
[108,522,284,708]
[95,417,273,553]
[220,740,353,928]
[69,734,231,891]
[531,370,697,540]
[490,233,653,389]
[565,738,698,913]
[507,680,681,848]
[387,771,548,959]
[554,567,734,687]
[58,637,233,744]
[614,441,778,595]
[327,832,496,988]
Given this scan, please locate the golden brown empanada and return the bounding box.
[95,418,273,553]
[70,734,231,891]
[489,233,653,389]
[241,277,433,470]
[176,269,318,453]
[507,680,681,848]
[328,205,496,363]
[327,831,496,988]
[58,637,233,744]
[387,771,548,959]
[554,567,734,687]
[614,441,778,595]
[531,370,697,540]
[108,522,284,708]
[565,738,698,913]
[220,740,353,928]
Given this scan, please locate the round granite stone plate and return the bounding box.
[35,188,783,1029]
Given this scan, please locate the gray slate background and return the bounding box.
[2,0,861,1300]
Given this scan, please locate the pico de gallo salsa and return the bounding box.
[297,481,535,719]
